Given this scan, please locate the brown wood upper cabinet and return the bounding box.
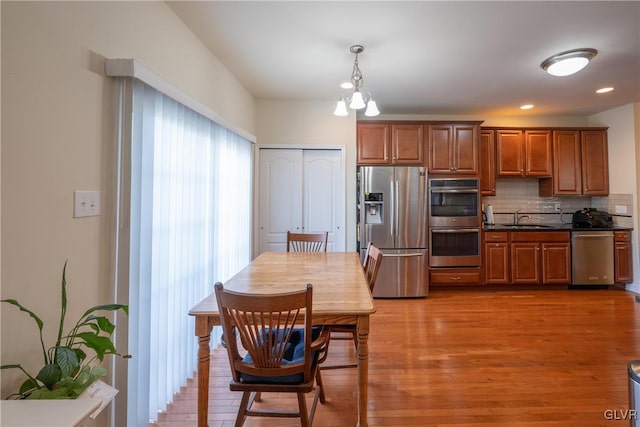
[539,129,609,196]
[480,129,496,195]
[356,122,424,165]
[495,129,552,177]
[428,124,479,175]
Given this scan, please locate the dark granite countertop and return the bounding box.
[483,223,633,231]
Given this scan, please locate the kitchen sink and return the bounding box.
[496,224,554,229]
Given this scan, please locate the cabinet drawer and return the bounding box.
[510,231,569,242]
[484,231,508,242]
[614,231,631,242]
[430,269,482,285]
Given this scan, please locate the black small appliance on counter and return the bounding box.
[572,208,613,228]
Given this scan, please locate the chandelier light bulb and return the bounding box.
[349,91,366,109]
[333,99,348,116]
[365,99,380,117]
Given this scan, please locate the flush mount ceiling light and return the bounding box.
[540,48,598,77]
[334,45,380,117]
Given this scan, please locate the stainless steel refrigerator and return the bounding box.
[358,166,428,298]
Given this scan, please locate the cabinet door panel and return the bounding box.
[480,130,496,195]
[485,243,509,284]
[615,242,633,283]
[429,125,454,173]
[525,130,552,176]
[454,125,478,174]
[552,131,581,194]
[511,243,539,283]
[542,243,570,284]
[357,123,390,164]
[581,130,609,195]
[392,124,424,164]
[496,130,524,176]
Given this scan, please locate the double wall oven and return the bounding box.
[428,178,481,268]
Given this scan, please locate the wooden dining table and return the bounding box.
[189,251,376,427]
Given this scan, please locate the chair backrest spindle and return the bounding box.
[286,231,328,253]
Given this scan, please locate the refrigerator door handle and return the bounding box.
[382,252,423,258]
[395,180,399,238]
[389,181,395,237]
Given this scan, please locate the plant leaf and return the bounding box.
[19,378,41,395]
[73,347,87,364]
[56,261,69,349]
[54,347,79,378]
[27,387,70,399]
[0,300,43,330]
[70,332,117,361]
[88,316,116,334]
[1,299,48,364]
[1,364,23,370]
[36,364,62,390]
[80,304,128,319]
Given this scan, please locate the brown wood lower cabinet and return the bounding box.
[484,230,570,285]
[484,231,509,284]
[614,230,633,284]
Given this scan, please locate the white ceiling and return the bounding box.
[167,1,640,117]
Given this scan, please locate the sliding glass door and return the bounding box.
[113,78,252,425]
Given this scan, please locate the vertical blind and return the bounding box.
[121,79,252,425]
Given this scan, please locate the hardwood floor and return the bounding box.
[155,286,640,426]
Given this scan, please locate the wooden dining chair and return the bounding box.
[321,243,383,370]
[287,231,328,252]
[362,242,383,292]
[214,282,329,427]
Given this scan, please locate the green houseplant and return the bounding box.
[1,261,129,399]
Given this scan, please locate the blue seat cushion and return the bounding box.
[239,326,321,384]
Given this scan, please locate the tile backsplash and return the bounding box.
[482,178,634,227]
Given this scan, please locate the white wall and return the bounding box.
[255,99,357,251]
[0,0,255,412]
[589,103,640,293]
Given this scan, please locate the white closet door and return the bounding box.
[258,149,303,253]
[258,148,345,254]
[303,150,345,251]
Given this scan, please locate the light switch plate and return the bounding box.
[74,191,100,218]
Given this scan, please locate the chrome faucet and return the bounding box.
[514,209,532,225]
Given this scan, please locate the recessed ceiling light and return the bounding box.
[596,87,614,94]
[340,82,353,89]
[540,48,598,77]
[520,104,534,110]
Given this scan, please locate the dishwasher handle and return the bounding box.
[572,231,614,239]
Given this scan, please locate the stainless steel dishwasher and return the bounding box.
[571,230,614,287]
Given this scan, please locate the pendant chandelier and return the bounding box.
[334,45,380,117]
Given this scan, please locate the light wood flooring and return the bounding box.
[155,286,640,426]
